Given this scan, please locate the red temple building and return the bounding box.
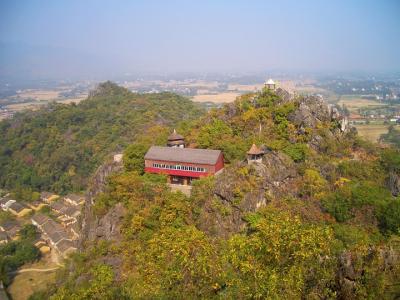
[144,131,224,185]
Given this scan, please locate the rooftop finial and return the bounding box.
[168,129,185,148]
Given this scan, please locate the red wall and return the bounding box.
[145,154,224,178]
[144,167,208,178]
[215,153,224,173]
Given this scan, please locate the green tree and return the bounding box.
[123,143,148,174]
[225,209,335,298]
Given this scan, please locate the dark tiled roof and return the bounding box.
[31,214,50,226]
[9,202,27,213]
[7,226,21,238]
[42,220,65,240]
[168,129,184,141]
[0,220,18,231]
[48,231,67,244]
[50,200,66,211]
[63,206,81,218]
[50,200,81,218]
[145,146,222,165]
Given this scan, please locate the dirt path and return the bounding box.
[9,263,63,275]
[14,267,60,274]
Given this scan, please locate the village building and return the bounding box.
[31,214,51,229]
[0,198,16,211]
[40,192,59,203]
[41,219,66,245]
[247,144,264,164]
[31,214,78,257]
[0,220,17,232]
[0,231,8,244]
[50,200,65,213]
[8,202,32,218]
[0,197,9,210]
[144,146,224,185]
[64,194,85,206]
[0,221,21,240]
[50,200,81,225]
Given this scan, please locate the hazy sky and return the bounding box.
[0,0,399,79]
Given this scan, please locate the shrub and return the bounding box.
[283,143,308,162]
[379,199,400,234]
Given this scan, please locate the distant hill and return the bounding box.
[0,81,204,194]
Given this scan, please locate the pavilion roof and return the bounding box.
[247,144,263,155]
[168,129,184,141]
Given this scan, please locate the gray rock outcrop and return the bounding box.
[388,171,400,197]
[288,95,332,128]
[80,155,123,246]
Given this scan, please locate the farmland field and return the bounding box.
[354,124,390,143]
[192,92,240,103]
[337,95,386,112]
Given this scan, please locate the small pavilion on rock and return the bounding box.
[247,143,264,164]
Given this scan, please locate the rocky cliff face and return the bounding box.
[194,89,353,238]
[194,151,299,238]
[288,95,332,128]
[337,246,399,299]
[80,156,124,246]
[388,171,400,197]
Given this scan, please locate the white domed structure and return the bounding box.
[264,78,276,90]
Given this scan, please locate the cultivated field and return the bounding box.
[227,83,263,92]
[337,95,385,112]
[15,89,61,101]
[354,124,390,143]
[192,92,240,103]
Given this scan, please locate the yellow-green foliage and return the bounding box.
[125,226,222,299]
[225,209,336,299]
[302,169,328,197]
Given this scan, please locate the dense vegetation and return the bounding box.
[0,82,204,194]
[25,86,399,299]
[1,84,396,299]
[0,224,40,285]
[381,125,400,147]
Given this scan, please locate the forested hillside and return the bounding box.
[0,82,204,195]
[33,87,400,299]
